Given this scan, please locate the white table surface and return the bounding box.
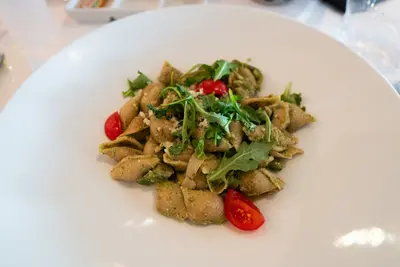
[0,0,397,110]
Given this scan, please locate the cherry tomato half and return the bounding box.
[224,189,265,231]
[196,79,228,96]
[104,111,123,140]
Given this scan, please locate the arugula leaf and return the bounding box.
[168,143,186,156]
[201,94,218,111]
[161,84,189,99]
[207,142,272,194]
[191,98,231,133]
[183,64,214,86]
[256,107,268,122]
[167,101,196,155]
[281,82,302,106]
[205,124,224,145]
[265,114,272,142]
[213,60,238,81]
[242,105,261,124]
[228,89,257,131]
[137,170,167,185]
[182,102,196,143]
[148,104,168,118]
[161,86,182,99]
[122,71,152,98]
[193,137,205,159]
[161,95,193,108]
[201,94,235,116]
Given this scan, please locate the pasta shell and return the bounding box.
[287,103,315,132]
[176,172,186,185]
[242,95,280,109]
[100,147,143,162]
[163,153,188,171]
[140,83,164,113]
[185,154,205,181]
[271,146,304,159]
[110,155,160,181]
[99,135,143,151]
[271,125,298,152]
[181,187,225,225]
[150,117,177,143]
[204,138,232,152]
[137,163,174,185]
[166,145,194,162]
[182,154,216,190]
[243,125,267,142]
[143,137,163,158]
[200,154,220,174]
[156,181,187,221]
[228,120,243,150]
[119,90,143,129]
[158,61,183,85]
[192,126,205,140]
[121,116,150,141]
[239,168,284,196]
[271,102,290,130]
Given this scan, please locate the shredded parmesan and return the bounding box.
[143,118,151,126]
[189,90,201,97]
[199,118,209,128]
[148,110,154,117]
[157,127,162,131]
[139,111,146,118]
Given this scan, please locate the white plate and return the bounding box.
[1,5,400,267]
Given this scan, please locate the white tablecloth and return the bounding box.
[0,0,397,110]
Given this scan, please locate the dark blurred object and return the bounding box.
[320,0,346,13]
[0,53,4,68]
[320,0,387,14]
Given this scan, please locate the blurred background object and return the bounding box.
[0,0,399,99]
[338,0,400,85]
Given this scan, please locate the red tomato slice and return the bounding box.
[224,189,265,231]
[104,111,123,140]
[196,79,228,96]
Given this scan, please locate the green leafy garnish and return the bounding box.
[256,107,269,122]
[161,84,189,99]
[182,64,214,86]
[228,89,257,131]
[137,170,167,185]
[136,164,174,185]
[148,104,168,118]
[265,114,272,142]
[181,102,196,143]
[281,82,302,106]
[205,124,224,145]
[168,101,196,155]
[191,98,231,133]
[242,105,261,124]
[201,94,235,116]
[122,71,152,98]
[168,143,185,156]
[213,60,238,81]
[207,141,272,194]
[193,137,205,159]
